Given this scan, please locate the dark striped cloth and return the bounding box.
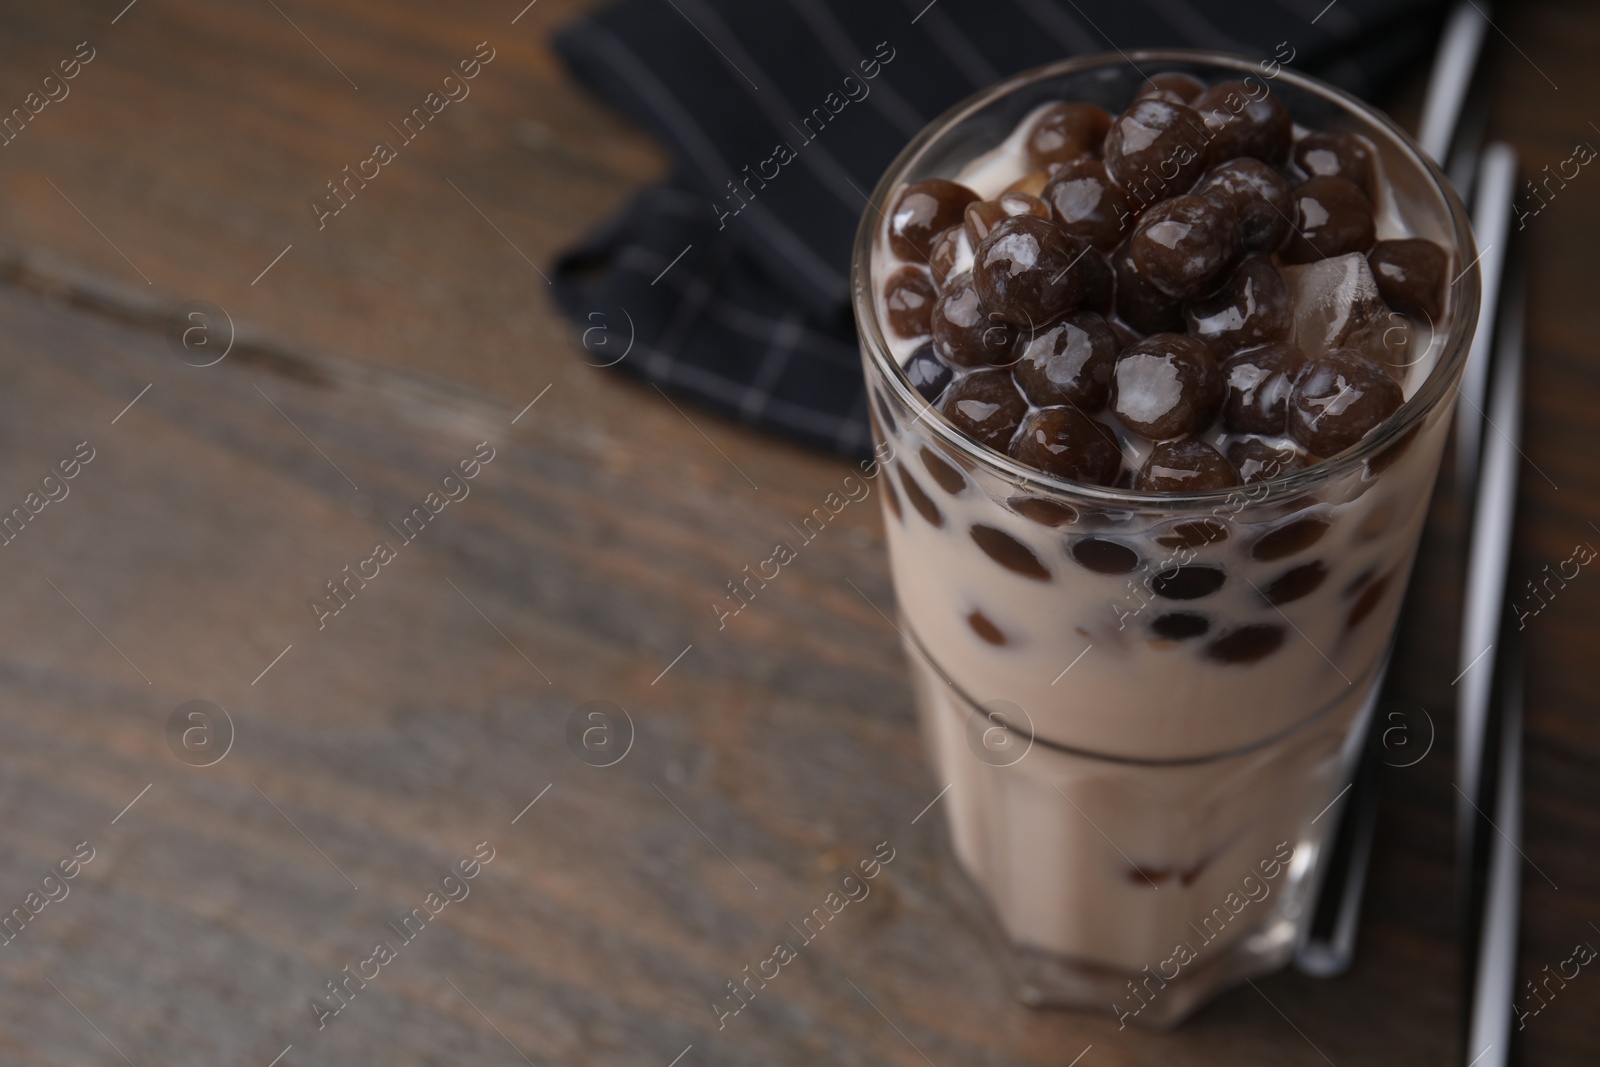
[550,0,1448,457]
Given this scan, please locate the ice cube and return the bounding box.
[1281,253,1396,367]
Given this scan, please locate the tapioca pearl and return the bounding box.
[1008,406,1122,485]
[940,369,1028,450]
[1186,256,1293,355]
[895,466,943,527]
[1152,612,1209,639]
[1013,310,1119,410]
[1368,239,1448,321]
[1126,864,1173,886]
[1070,537,1141,574]
[1154,518,1229,549]
[929,226,963,288]
[1292,131,1376,199]
[1112,243,1184,335]
[1044,158,1134,251]
[1003,169,1053,197]
[1347,573,1392,629]
[920,445,967,495]
[1026,102,1113,169]
[1283,176,1376,264]
[1205,623,1285,664]
[1191,81,1292,165]
[889,179,980,260]
[1288,347,1403,457]
[970,524,1050,581]
[1220,342,1306,436]
[1367,423,1420,477]
[1008,495,1080,527]
[1104,99,1210,198]
[1152,565,1225,599]
[1251,517,1331,560]
[884,266,937,339]
[932,272,1017,368]
[883,476,904,522]
[964,200,1008,247]
[1261,560,1327,605]
[967,609,1008,646]
[1129,194,1240,300]
[904,343,953,403]
[973,216,1090,329]
[1110,333,1223,440]
[1227,436,1309,483]
[1138,72,1205,102]
[1135,437,1240,492]
[1197,158,1293,253]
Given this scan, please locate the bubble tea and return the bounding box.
[853,54,1477,1027]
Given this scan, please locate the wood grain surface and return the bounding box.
[0,1,1592,1065]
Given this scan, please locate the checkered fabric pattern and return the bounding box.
[550,0,1449,458]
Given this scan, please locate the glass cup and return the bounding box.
[851,50,1478,1027]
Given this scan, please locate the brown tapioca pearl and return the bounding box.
[1179,856,1212,887]
[967,609,1008,645]
[1261,560,1327,605]
[1191,82,1292,166]
[1292,131,1376,199]
[1198,158,1294,254]
[1136,437,1240,492]
[1008,495,1080,527]
[929,226,963,287]
[1154,518,1229,549]
[1070,537,1141,574]
[1288,347,1404,456]
[1283,176,1376,264]
[1127,865,1173,886]
[1206,623,1285,664]
[1367,422,1420,476]
[904,343,954,403]
[884,266,938,339]
[1136,72,1206,104]
[1251,516,1331,560]
[1347,573,1392,629]
[1186,256,1292,355]
[940,369,1028,451]
[919,445,967,495]
[1368,239,1448,321]
[1104,99,1210,201]
[1044,159,1134,251]
[882,476,904,521]
[889,179,980,261]
[1220,342,1306,436]
[1110,333,1223,440]
[1129,194,1240,300]
[1013,310,1119,410]
[1112,244,1184,334]
[974,216,1090,329]
[970,524,1051,581]
[1080,246,1114,314]
[1152,565,1225,600]
[1009,407,1122,485]
[894,466,943,527]
[932,272,1017,367]
[1152,612,1210,639]
[1004,169,1053,197]
[1026,102,1114,169]
[965,200,1008,247]
[1227,437,1309,483]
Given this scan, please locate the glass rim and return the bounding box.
[851,48,1482,510]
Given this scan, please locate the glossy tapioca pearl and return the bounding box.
[1134,72,1206,104]
[1004,169,1054,197]
[1197,158,1294,254]
[1111,244,1184,334]
[1191,81,1292,166]
[970,524,1051,580]
[1185,255,1292,353]
[928,226,963,288]
[1205,623,1285,663]
[964,193,1051,247]
[1104,99,1211,202]
[919,445,967,495]
[1070,536,1140,574]
[1283,176,1376,263]
[1219,342,1306,435]
[1025,102,1114,168]
[1226,436,1310,483]
[1135,437,1240,491]
[884,267,938,339]
[1260,560,1328,605]
[932,272,1017,367]
[889,179,980,261]
[1288,347,1404,456]
[1012,310,1119,410]
[1152,564,1225,599]
[1153,517,1229,548]
[939,368,1028,451]
[1368,239,1448,321]
[973,216,1091,329]
[903,343,953,403]
[1043,159,1134,251]
[1292,131,1377,199]
[1151,612,1209,639]
[1008,406,1122,484]
[893,464,943,527]
[1008,495,1080,527]
[1250,516,1331,561]
[1128,194,1241,299]
[1110,333,1223,440]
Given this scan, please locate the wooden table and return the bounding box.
[0,2,1592,1064]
